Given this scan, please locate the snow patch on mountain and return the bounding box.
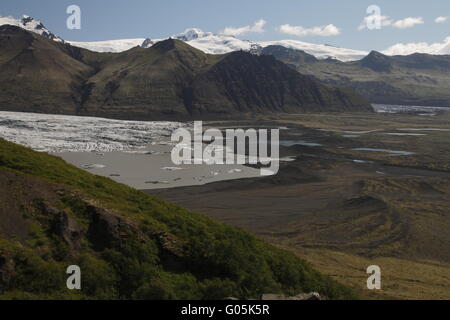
[67,38,148,53]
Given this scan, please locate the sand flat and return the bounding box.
[55,144,263,190]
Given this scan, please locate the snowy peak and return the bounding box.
[141,38,154,48]
[0,14,63,42]
[174,28,211,41]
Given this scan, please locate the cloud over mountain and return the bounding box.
[392,17,424,29]
[358,15,424,30]
[278,24,340,37]
[222,19,266,36]
[435,16,448,23]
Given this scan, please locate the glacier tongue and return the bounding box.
[0,111,187,153]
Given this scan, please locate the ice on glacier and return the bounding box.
[0,111,188,153]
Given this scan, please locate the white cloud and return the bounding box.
[382,36,450,56]
[222,19,266,36]
[278,24,340,37]
[357,15,392,30]
[358,16,424,30]
[435,16,448,23]
[392,17,424,29]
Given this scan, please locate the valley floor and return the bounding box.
[149,112,450,300]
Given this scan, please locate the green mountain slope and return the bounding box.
[262,46,450,107]
[0,25,371,120]
[0,138,356,299]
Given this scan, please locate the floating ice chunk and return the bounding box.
[352,148,415,156]
[82,164,106,169]
[145,180,169,184]
[161,167,184,171]
[398,128,450,132]
[382,133,427,136]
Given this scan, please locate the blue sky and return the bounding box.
[1,0,450,51]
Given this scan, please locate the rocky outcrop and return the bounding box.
[34,201,84,251]
[86,204,139,250]
[0,253,15,293]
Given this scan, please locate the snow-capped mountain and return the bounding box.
[66,29,367,61]
[170,28,368,61]
[173,28,256,54]
[67,28,259,55]
[259,40,368,61]
[0,16,365,61]
[0,15,366,61]
[0,15,63,42]
[3,14,450,62]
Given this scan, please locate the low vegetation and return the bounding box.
[0,138,356,299]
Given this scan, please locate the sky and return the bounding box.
[1,0,450,51]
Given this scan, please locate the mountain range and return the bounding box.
[0,15,369,61]
[69,27,370,62]
[262,46,450,107]
[1,14,450,119]
[0,24,370,120]
[5,14,450,61]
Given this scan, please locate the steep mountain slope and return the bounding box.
[79,39,215,119]
[263,46,450,107]
[81,39,370,119]
[0,25,94,114]
[0,138,355,299]
[0,26,371,119]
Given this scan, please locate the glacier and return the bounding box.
[0,111,187,153]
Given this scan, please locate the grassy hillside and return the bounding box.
[0,138,356,299]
